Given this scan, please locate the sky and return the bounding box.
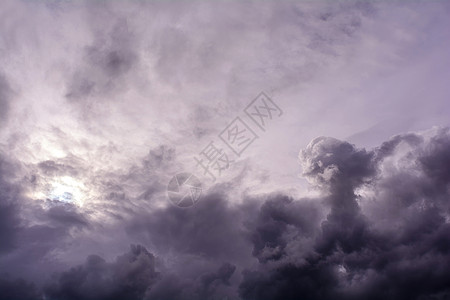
[0,1,450,299]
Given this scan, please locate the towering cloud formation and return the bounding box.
[239,129,450,300]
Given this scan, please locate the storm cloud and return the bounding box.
[238,129,450,300]
[1,1,449,300]
[1,129,448,299]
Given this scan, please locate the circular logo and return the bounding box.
[167,173,202,208]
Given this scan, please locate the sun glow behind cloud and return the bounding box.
[48,176,86,205]
[30,176,87,207]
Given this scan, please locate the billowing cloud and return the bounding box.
[238,128,450,300]
[44,244,159,300]
[1,128,449,300]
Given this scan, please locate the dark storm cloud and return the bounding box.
[2,129,449,300]
[246,195,322,263]
[126,193,252,262]
[0,203,91,290]
[0,153,21,253]
[374,133,423,162]
[200,262,236,289]
[300,137,375,255]
[238,138,377,300]
[145,261,236,300]
[238,129,450,300]
[419,128,450,187]
[0,152,92,288]
[0,277,40,300]
[300,136,376,190]
[44,244,159,300]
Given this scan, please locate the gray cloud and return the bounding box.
[0,277,39,300]
[238,129,450,300]
[126,193,253,262]
[0,74,12,128]
[65,18,138,103]
[44,244,159,300]
[1,128,449,300]
[0,153,21,254]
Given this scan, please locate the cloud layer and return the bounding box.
[0,1,449,299]
[1,127,449,299]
